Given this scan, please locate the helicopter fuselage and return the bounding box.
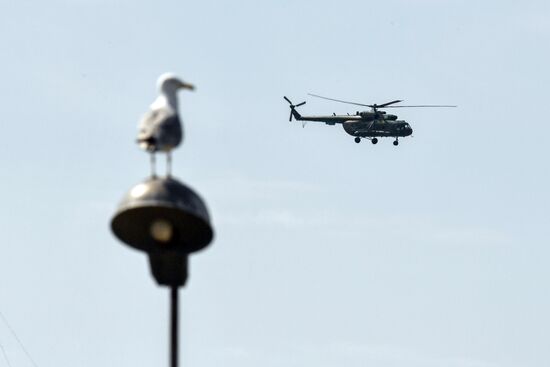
[291,110,413,138]
[342,119,413,138]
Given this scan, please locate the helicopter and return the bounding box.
[284,94,456,145]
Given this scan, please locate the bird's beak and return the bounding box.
[178,81,195,90]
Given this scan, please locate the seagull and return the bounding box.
[137,73,195,177]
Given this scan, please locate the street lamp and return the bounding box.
[111,175,214,367]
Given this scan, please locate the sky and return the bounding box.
[1,0,550,366]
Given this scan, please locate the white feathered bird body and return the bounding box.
[137,73,194,153]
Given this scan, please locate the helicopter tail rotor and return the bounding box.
[284,96,305,121]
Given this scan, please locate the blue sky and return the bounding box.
[1,0,549,366]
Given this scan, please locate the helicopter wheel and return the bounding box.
[354,137,361,144]
[371,138,378,145]
[393,139,399,146]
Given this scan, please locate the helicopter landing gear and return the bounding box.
[371,138,378,145]
[354,137,361,143]
[393,138,399,146]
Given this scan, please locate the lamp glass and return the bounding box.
[150,219,174,243]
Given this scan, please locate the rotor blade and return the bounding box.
[289,111,293,122]
[308,93,372,107]
[377,100,403,107]
[309,94,457,109]
[284,96,292,104]
[295,101,306,107]
[384,105,457,108]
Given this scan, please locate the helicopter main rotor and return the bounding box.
[308,93,456,110]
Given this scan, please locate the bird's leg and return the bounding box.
[150,152,157,178]
[166,151,172,177]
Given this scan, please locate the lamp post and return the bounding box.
[111,176,214,367]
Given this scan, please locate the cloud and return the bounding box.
[326,341,499,367]
[190,174,514,247]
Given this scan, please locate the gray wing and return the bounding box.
[137,108,183,152]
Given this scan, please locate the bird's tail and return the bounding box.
[137,137,157,152]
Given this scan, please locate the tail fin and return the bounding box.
[291,108,302,121]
